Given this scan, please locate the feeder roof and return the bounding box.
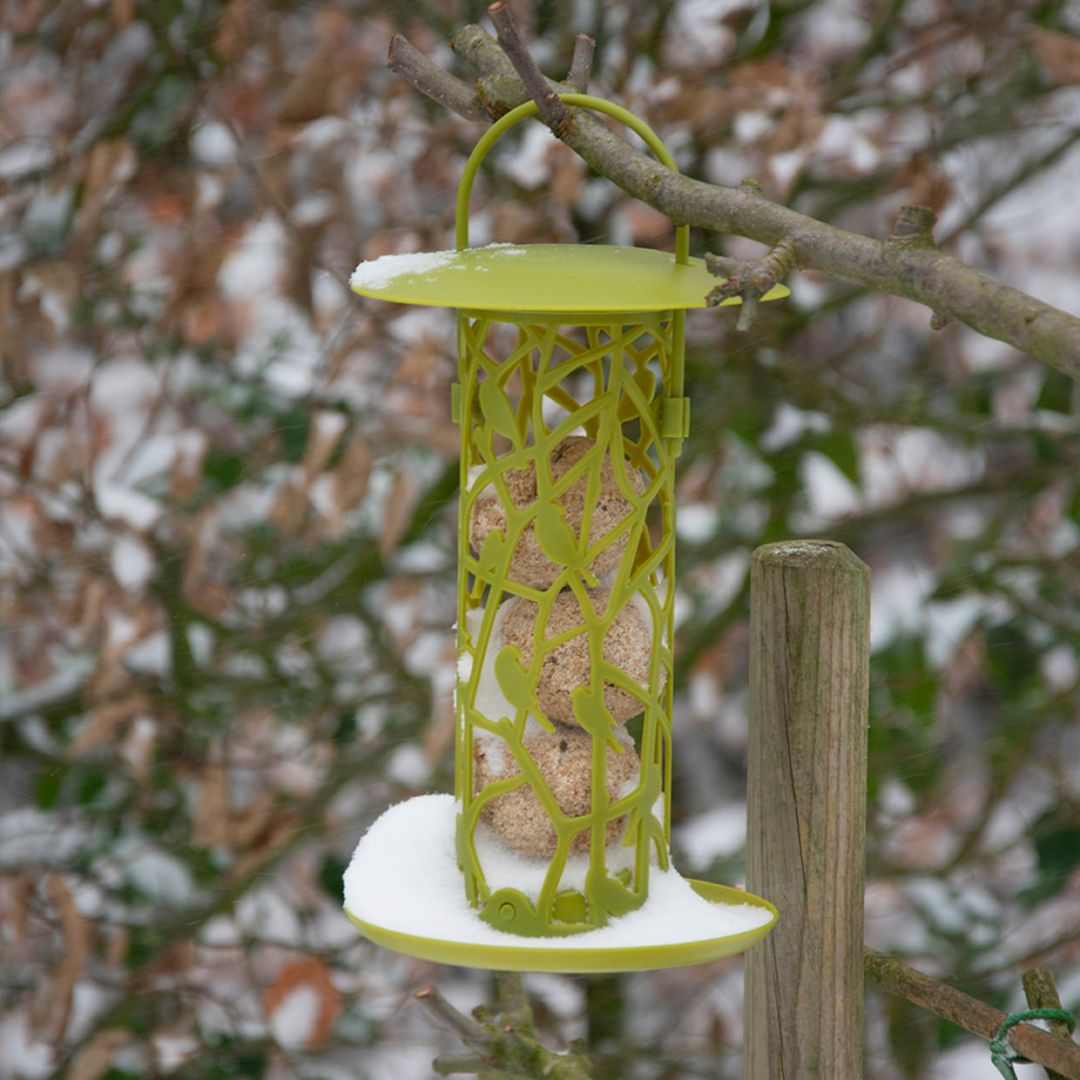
[350,243,789,314]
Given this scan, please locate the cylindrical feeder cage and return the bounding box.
[345,94,783,972]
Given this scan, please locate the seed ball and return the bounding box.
[474,728,640,857]
[469,436,645,589]
[501,587,661,726]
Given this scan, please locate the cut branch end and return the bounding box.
[488,1,576,137]
[705,238,797,330]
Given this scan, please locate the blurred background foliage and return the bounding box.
[1,0,1079,1077]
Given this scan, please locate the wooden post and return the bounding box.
[744,540,870,1080]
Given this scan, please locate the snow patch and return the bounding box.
[267,985,320,1048]
[344,794,773,949]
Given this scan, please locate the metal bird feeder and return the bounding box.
[345,94,783,972]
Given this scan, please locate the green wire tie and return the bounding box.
[989,1007,1077,1079]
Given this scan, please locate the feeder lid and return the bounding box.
[350,243,789,314]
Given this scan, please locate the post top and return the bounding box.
[351,243,789,315]
[753,539,870,574]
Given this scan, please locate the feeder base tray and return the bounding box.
[343,794,776,974]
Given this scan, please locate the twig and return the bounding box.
[705,238,798,332]
[432,1053,490,1076]
[566,33,596,92]
[387,35,490,122]
[487,3,576,137]
[865,949,1080,1080]
[418,978,593,1078]
[493,972,534,1033]
[416,988,494,1052]
[390,19,1080,375]
[888,204,937,245]
[1024,968,1072,1080]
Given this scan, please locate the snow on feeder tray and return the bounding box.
[344,94,785,973]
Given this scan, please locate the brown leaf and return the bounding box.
[68,693,153,758]
[263,957,341,1049]
[393,340,444,391]
[302,411,347,478]
[324,429,371,531]
[34,875,90,1041]
[192,762,230,847]
[214,0,257,63]
[6,872,34,943]
[169,434,207,502]
[886,153,953,213]
[228,808,301,881]
[120,716,156,778]
[276,42,339,124]
[104,926,129,969]
[69,1028,132,1080]
[549,144,583,203]
[1031,27,1080,86]
[228,792,277,848]
[269,478,308,535]
[181,508,233,618]
[423,638,457,766]
[77,139,135,245]
[378,468,419,558]
[22,262,79,336]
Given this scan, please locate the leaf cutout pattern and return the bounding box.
[493,644,536,716]
[475,528,506,578]
[570,685,618,745]
[586,869,640,919]
[456,313,680,934]
[478,380,520,445]
[533,503,580,569]
[618,365,657,420]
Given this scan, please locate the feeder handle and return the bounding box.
[455,92,690,265]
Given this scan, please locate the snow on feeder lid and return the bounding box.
[344,93,780,973]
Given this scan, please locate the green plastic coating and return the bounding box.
[456,311,677,935]
[345,87,783,967]
[451,95,708,939]
[345,880,778,973]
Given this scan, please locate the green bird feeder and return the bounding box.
[344,94,783,973]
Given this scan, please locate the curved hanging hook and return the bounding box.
[455,92,689,265]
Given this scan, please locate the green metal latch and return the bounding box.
[659,396,691,440]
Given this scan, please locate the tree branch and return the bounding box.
[865,949,1080,1080]
[417,977,593,1078]
[389,8,1080,377]
[386,35,490,122]
[706,238,798,332]
[416,988,494,1053]
[566,33,596,92]
[1024,968,1072,1080]
[487,2,575,137]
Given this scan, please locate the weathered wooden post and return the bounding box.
[744,540,870,1079]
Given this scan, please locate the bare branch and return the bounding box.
[487,3,576,137]
[706,238,798,332]
[1024,968,1072,1080]
[387,35,490,122]
[888,204,938,245]
[416,988,493,1052]
[418,978,593,1078]
[567,33,596,92]
[432,1053,489,1075]
[865,949,1080,1080]
[401,21,1080,375]
[493,972,533,1033]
